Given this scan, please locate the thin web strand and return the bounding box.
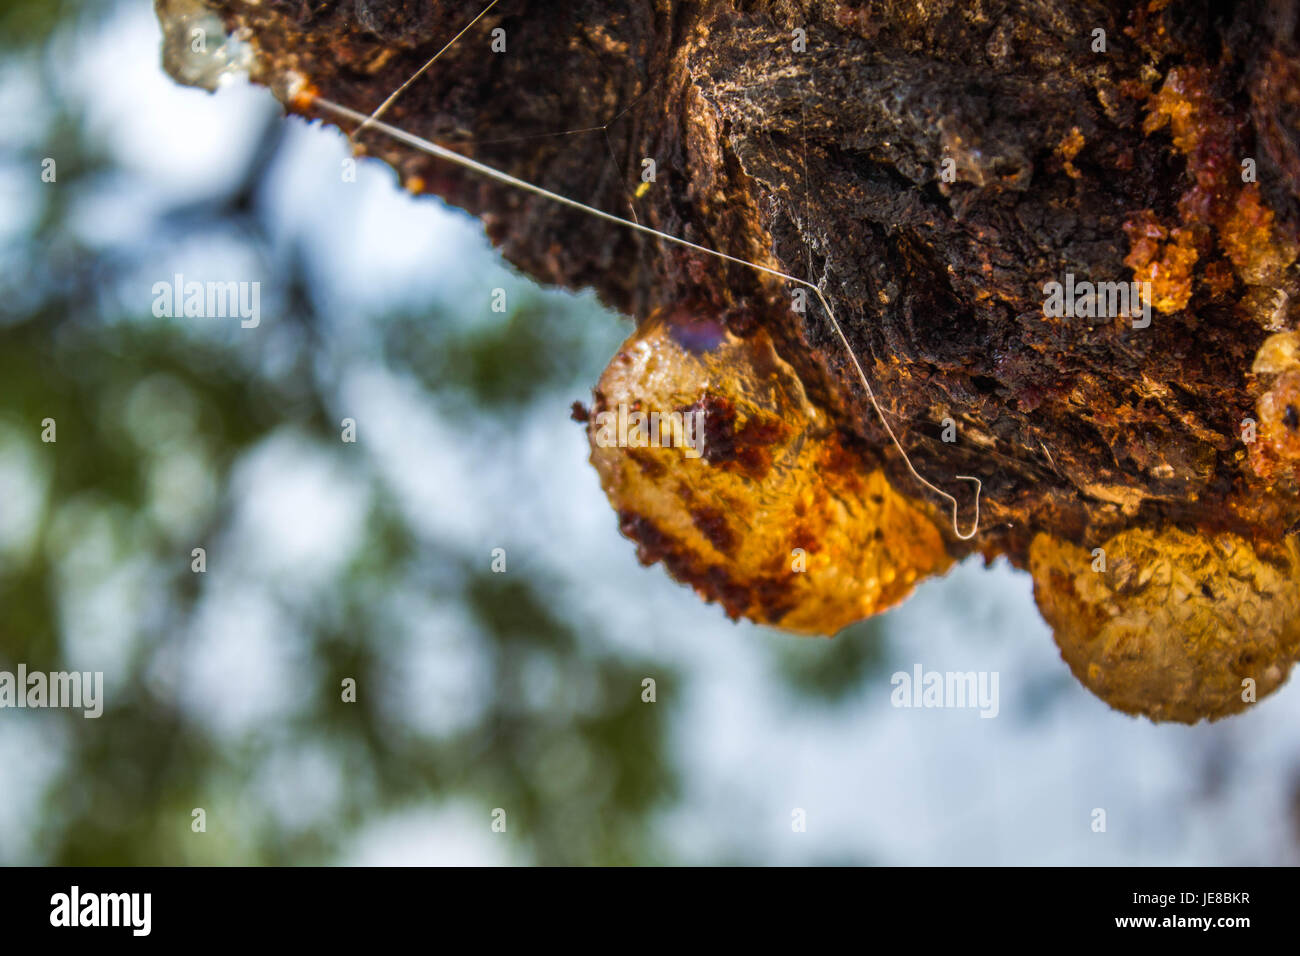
[310,95,983,539]
[351,0,500,141]
[603,128,640,224]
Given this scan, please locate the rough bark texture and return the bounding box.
[156,0,1300,720]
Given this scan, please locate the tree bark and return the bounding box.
[158,0,1300,720]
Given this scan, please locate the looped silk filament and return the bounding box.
[295,3,983,541]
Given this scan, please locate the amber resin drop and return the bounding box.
[586,306,953,635]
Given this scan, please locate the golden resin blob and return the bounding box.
[1029,528,1300,722]
[586,306,953,634]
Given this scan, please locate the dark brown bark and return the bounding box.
[156,0,1300,719]
[169,0,1300,561]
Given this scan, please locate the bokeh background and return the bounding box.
[2,0,1299,865]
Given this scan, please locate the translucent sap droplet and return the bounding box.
[157,0,255,93]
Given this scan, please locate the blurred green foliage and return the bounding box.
[767,618,888,704]
[0,0,84,51]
